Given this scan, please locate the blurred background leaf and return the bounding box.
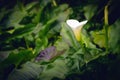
[7,61,43,80]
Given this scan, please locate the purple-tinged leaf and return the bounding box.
[35,46,57,61]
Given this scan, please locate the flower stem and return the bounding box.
[104,5,109,53]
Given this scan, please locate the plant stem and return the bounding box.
[104,5,109,53]
[24,36,29,49]
[52,0,57,7]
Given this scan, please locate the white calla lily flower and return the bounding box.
[66,19,87,41]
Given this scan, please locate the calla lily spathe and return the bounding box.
[66,19,87,41]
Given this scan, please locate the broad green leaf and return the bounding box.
[109,19,120,53]
[52,4,72,22]
[12,24,36,37]
[1,49,33,67]
[60,22,80,50]
[39,59,68,80]
[90,26,111,48]
[7,61,43,80]
[90,30,106,48]
[83,5,97,20]
[83,47,103,63]
[33,0,51,23]
[6,7,27,28]
[54,38,69,52]
[0,23,36,42]
[39,17,57,37]
[67,49,84,71]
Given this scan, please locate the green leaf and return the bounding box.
[12,24,36,37]
[34,37,48,55]
[39,59,68,80]
[39,17,57,37]
[25,2,38,11]
[83,5,97,20]
[90,29,106,48]
[61,22,80,50]
[54,38,69,52]
[0,23,36,42]
[81,29,96,48]
[6,7,27,28]
[1,49,33,67]
[52,4,72,22]
[7,61,43,80]
[33,0,51,23]
[109,19,120,53]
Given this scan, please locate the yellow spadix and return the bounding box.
[66,19,87,41]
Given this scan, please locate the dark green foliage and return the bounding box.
[0,0,120,80]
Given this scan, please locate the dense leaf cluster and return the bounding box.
[0,0,120,80]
